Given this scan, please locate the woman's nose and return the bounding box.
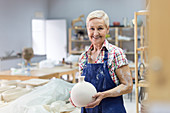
[94,30,99,36]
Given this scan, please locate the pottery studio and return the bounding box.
[0,0,169,113]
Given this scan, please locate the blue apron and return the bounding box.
[81,49,126,113]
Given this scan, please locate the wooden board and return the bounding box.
[0,66,78,83]
[148,0,170,102]
[20,79,50,86]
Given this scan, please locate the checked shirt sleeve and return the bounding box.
[113,48,128,70]
[79,52,87,75]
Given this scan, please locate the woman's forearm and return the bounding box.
[102,65,133,98]
[102,83,133,98]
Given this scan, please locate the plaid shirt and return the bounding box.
[79,39,128,85]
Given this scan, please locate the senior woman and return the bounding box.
[79,10,133,113]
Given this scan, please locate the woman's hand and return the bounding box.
[85,92,105,108]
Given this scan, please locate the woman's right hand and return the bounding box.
[86,92,105,108]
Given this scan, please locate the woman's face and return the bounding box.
[87,18,109,46]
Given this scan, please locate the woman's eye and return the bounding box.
[90,28,94,30]
[98,28,103,30]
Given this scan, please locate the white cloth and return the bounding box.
[0,78,74,113]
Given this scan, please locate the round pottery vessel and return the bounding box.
[71,76,97,107]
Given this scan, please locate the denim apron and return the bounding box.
[81,50,126,113]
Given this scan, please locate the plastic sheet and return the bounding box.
[0,78,74,113]
[43,100,81,113]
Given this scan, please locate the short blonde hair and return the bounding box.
[86,10,109,28]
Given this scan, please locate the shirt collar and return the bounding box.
[86,39,109,55]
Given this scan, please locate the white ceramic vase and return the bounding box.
[71,76,97,107]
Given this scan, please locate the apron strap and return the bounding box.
[103,48,108,65]
[103,49,108,61]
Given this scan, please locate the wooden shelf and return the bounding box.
[71,40,90,42]
[134,11,149,113]
[73,27,86,30]
[125,52,134,54]
[70,51,84,54]
[136,46,148,51]
[138,83,149,87]
[107,39,115,42]
[109,26,133,29]
[118,39,134,41]
[135,10,149,15]
[138,80,149,87]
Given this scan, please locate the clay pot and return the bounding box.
[71,76,97,107]
[113,22,120,26]
[22,47,34,66]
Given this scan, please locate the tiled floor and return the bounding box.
[124,94,136,113]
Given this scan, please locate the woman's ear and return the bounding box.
[107,26,110,34]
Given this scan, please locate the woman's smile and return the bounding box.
[92,36,101,39]
[87,18,109,46]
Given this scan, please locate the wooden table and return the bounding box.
[0,66,78,83]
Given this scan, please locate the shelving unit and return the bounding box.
[69,27,138,62]
[134,10,149,113]
[113,27,138,62]
[69,27,118,54]
[69,27,89,55]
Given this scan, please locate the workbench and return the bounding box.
[0,65,78,83]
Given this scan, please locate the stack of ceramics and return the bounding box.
[0,80,19,87]
[1,87,31,102]
[20,79,50,89]
[0,80,31,102]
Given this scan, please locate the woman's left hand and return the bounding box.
[85,92,105,108]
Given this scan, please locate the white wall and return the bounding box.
[0,0,145,57]
[46,19,67,61]
[48,0,146,28]
[0,0,48,56]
